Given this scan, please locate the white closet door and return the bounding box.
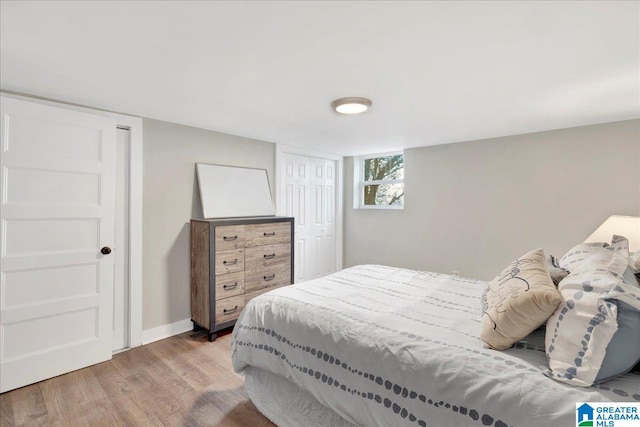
[281,153,337,282]
[0,96,117,392]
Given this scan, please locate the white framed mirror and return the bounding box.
[196,163,275,218]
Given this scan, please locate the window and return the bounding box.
[355,152,404,209]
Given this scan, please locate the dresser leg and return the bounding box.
[208,332,217,342]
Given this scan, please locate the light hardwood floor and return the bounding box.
[0,330,275,426]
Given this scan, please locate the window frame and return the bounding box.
[354,150,404,210]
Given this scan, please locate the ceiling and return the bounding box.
[1,1,638,156]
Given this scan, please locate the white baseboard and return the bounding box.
[141,318,193,345]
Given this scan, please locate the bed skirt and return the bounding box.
[244,366,355,427]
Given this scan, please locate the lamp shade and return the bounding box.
[584,215,640,252]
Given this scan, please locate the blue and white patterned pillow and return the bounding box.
[596,252,640,381]
[631,250,640,269]
[558,241,609,271]
[628,250,640,285]
[545,236,630,387]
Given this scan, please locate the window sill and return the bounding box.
[356,205,404,210]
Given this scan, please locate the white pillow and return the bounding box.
[545,236,630,386]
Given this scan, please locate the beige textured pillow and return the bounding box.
[481,248,562,350]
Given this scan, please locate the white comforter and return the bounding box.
[231,265,640,427]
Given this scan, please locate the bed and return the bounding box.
[231,264,640,427]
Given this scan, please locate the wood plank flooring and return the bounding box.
[0,330,275,427]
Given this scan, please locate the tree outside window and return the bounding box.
[357,152,404,208]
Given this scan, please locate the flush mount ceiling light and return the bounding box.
[331,97,372,114]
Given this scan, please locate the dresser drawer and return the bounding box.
[245,264,291,293]
[215,225,245,251]
[245,222,291,247]
[214,249,244,275]
[214,295,245,325]
[245,243,291,270]
[214,271,244,299]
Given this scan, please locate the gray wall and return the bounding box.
[143,119,275,330]
[143,118,639,330]
[344,119,640,280]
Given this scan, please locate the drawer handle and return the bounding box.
[223,282,238,290]
[263,232,276,237]
[263,253,276,259]
[223,259,238,266]
[264,274,276,281]
[223,235,238,241]
[223,306,238,314]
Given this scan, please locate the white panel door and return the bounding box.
[0,96,117,392]
[281,153,336,282]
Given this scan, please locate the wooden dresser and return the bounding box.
[190,216,294,341]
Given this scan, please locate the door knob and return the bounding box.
[101,246,112,255]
